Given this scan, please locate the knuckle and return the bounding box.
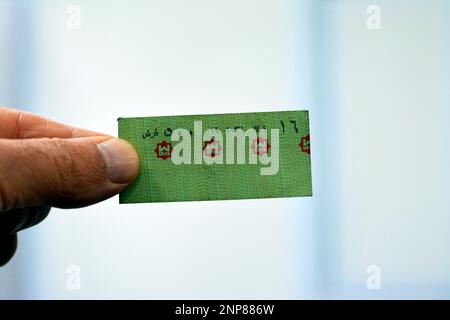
[44,139,106,201]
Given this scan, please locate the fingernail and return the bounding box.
[97,139,140,184]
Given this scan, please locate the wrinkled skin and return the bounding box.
[0,107,139,266]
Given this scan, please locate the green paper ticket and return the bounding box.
[118,110,312,203]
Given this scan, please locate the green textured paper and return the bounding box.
[118,111,312,203]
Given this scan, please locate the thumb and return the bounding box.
[0,136,139,211]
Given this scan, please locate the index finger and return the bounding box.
[0,107,109,139]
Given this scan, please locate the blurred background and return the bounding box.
[0,0,449,299]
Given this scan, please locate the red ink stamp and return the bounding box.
[203,139,222,158]
[251,138,271,155]
[299,134,311,154]
[155,140,173,160]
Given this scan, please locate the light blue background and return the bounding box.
[0,0,449,299]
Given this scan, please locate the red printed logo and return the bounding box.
[299,134,311,154]
[154,140,173,160]
[203,139,223,158]
[251,138,271,155]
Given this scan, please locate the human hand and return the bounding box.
[0,107,139,266]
